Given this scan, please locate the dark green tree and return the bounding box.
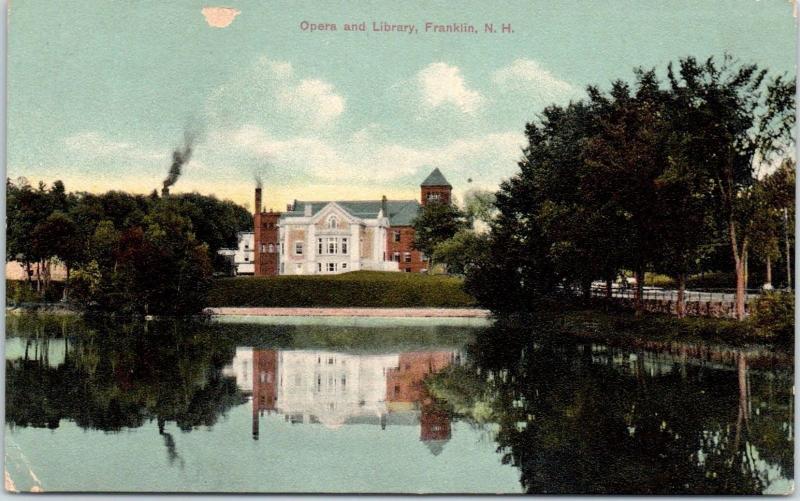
[412,201,467,271]
[666,55,795,318]
[432,229,489,276]
[30,212,84,298]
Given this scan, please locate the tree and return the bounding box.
[583,71,672,311]
[759,159,795,289]
[112,202,213,315]
[6,179,59,286]
[30,212,84,298]
[667,55,795,319]
[463,189,497,232]
[432,230,489,276]
[172,192,253,255]
[412,201,467,271]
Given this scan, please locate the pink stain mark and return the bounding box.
[201,7,241,28]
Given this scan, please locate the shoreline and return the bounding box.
[204,306,492,318]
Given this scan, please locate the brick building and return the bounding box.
[251,349,279,440]
[253,187,281,276]
[386,351,456,454]
[252,168,453,276]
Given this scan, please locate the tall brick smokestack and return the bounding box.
[255,176,263,214]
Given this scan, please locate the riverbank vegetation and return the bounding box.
[424,321,792,494]
[6,180,251,315]
[492,293,794,346]
[446,55,795,323]
[207,271,476,308]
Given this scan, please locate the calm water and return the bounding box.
[4,314,794,494]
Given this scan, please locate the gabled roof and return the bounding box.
[420,168,451,188]
[281,199,421,226]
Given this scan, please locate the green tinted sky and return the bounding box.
[7,0,796,208]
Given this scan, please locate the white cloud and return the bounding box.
[492,59,576,103]
[417,62,483,114]
[64,132,163,161]
[207,57,345,130]
[277,79,345,128]
[210,124,524,185]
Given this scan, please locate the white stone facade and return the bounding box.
[278,202,399,275]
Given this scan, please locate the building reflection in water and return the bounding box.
[223,349,461,454]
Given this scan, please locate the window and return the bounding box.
[405,267,411,272]
[268,243,275,253]
[341,263,347,269]
[318,238,324,254]
[427,192,441,202]
[280,263,284,274]
[328,358,334,364]
[244,255,249,262]
[281,242,284,255]
[244,243,249,249]
[327,237,338,255]
[393,252,400,262]
[318,263,322,272]
[327,262,337,272]
[328,215,338,229]
[404,252,411,263]
[341,238,348,254]
[295,242,303,255]
[261,244,266,253]
[393,231,401,242]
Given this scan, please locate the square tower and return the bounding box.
[420,167,452,206]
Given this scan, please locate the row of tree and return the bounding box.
[6,179,252,314]
[444,55,796,319]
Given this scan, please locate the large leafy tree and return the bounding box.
[412,201,467,270]
[583,72,673,309]
[432,229,489,276]
[111,201,213,315]
[666,55,795,319]
[750,159,795,288]
[30,212,83,297]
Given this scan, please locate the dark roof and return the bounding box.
[281,199,421,226]
[424,439,449,456]
[420,168,451,188]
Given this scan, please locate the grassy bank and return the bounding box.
[6,279,66,305]
[556,305,791,347]
[207,271,477,308]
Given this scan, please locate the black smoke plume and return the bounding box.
[163,130,197,191]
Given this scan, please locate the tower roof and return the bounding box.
[420,168,451,188]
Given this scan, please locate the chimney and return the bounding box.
[286,204,293,212]
[304,204,312,216]
[161,186,169,198]
[381,195,388,218]
[255,187,262,214]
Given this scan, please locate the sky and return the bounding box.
[7,0,797,210]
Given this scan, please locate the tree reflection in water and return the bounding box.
[427,320,794,495]
[5,315,247,467]
[5,315,793,494]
